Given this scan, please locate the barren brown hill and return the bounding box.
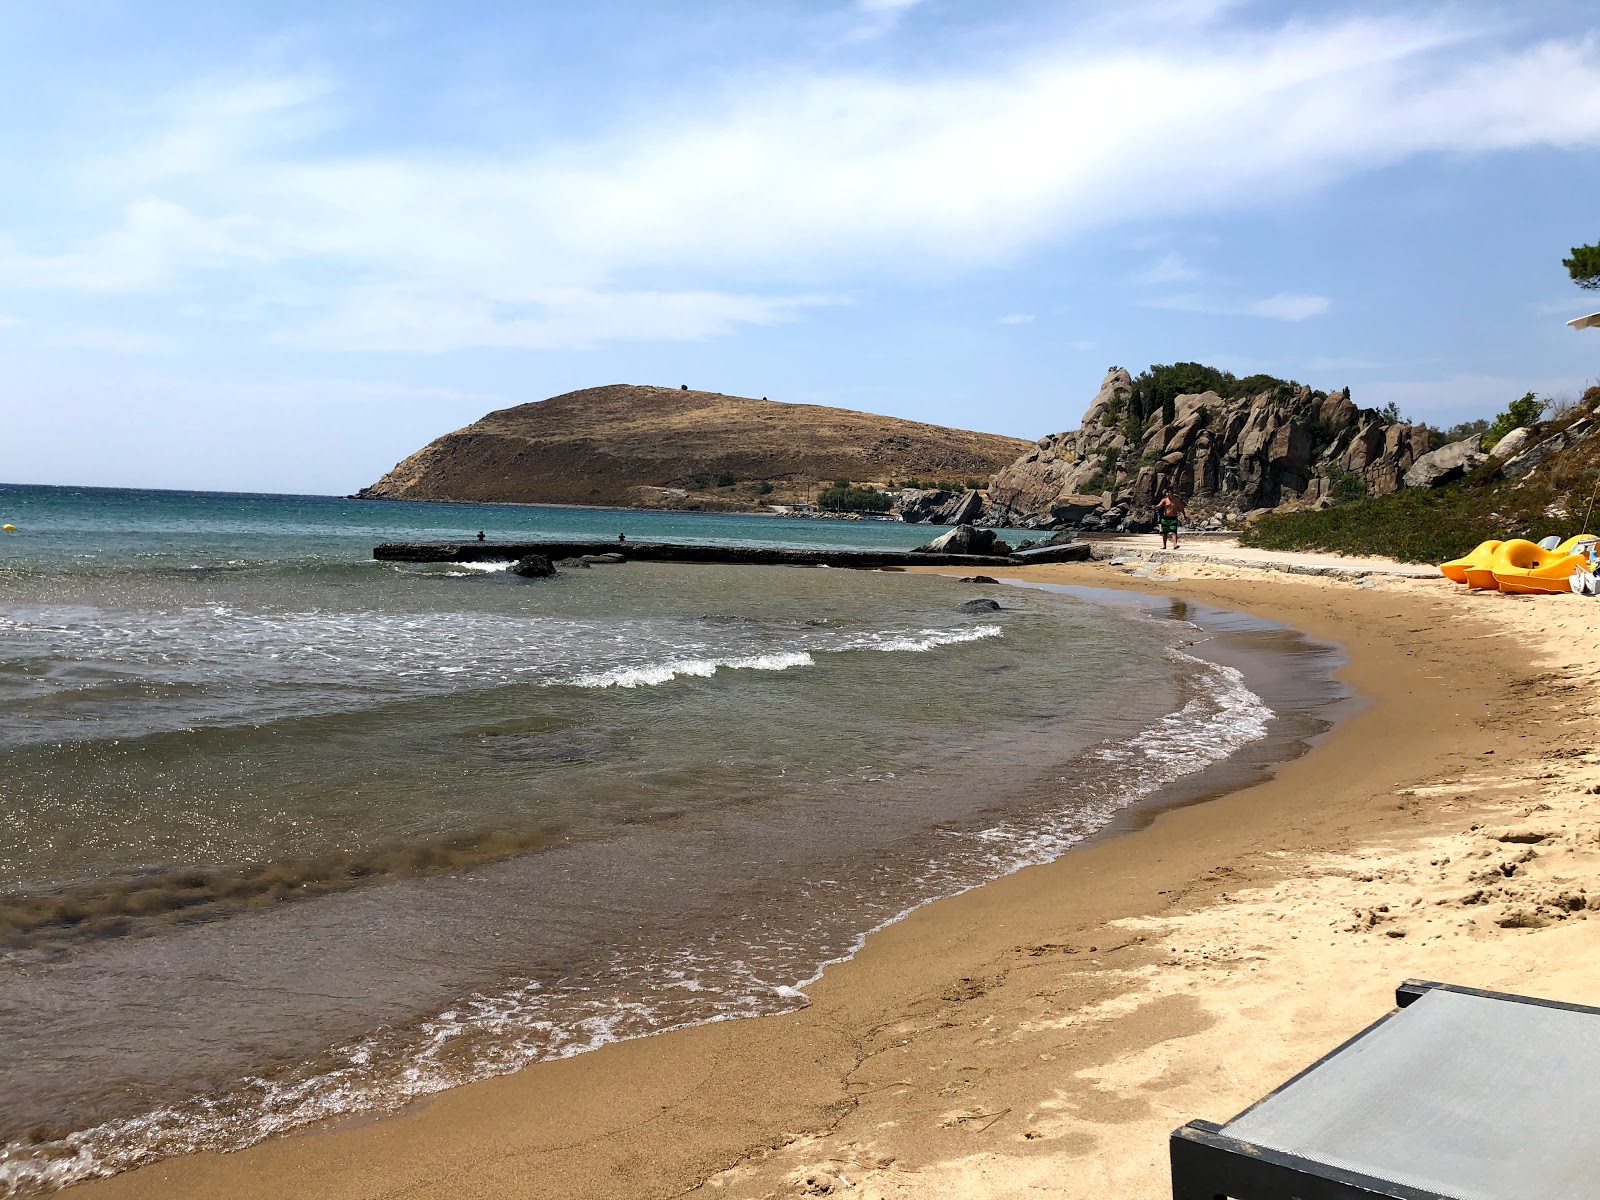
[358,384,1032,509]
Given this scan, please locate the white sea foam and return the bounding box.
[567,651,815,689]
[0,605,1003,749]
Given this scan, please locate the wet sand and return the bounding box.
[72,559,1594,1200]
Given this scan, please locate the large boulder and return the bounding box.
[1487,426,1535,460]
[912,523,1012,556]
[510,554,557,578]
[1011,542,1092,563]
[1403,437,1487,488]
[1049,493,1105,525]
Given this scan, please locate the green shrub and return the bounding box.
[1430,417,1491,451]
[715,471,737,487]
[1125,362,1318,433]
[1480,393,1547,452]
[756,481,774,495]
[1240,483,1566,564]
[818,484,891,513]
[1325,466,1367,504]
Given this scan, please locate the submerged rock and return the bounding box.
[957,598,1001,612]
[510,554,558,578]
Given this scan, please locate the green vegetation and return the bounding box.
[1564,242,1600,289]
[1324,466,1368,504]
[817,481,892,512]
[1122,362,1320,429]
[714,471,737,487]
[1430,417,1491,451]
[1242,381,1600,564]
[895,477,966,492]
[1241,484,1572,565]
[756,480,774,495]
[1480,392,1547,452]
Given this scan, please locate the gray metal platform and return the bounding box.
[1171,980,1600,1199]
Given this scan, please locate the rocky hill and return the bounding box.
[358,385,1031,510]
[985,367,1433,532]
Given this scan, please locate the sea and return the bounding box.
[0,483,1349,1193]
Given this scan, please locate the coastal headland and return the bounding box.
[357,385,1031,512]
[72,554,1600,1200]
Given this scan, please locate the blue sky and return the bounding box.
[2,0,1599,493]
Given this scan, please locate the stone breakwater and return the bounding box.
[371,539,1026,568]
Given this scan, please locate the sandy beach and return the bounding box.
[69,554,1600,1200]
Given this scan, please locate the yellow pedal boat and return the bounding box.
[1441,539,1503,585]
[1489,539,1589,594]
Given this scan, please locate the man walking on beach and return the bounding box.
[1156,487,1186,550]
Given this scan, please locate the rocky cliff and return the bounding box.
[359,385,1031,510]
[985,368,1433,532]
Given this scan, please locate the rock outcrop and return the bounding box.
[897,488,984,525]
[985,369,1434,532]
[1501,417,1596,481]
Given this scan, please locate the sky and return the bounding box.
[2,0,1600,494]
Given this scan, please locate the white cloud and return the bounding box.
[844,0,926,42]
[1133,253,1202,285]
[1145,292,1332,321]
[6,11,1600,350]
[998,312,1035,324]
[0,198,264,292]
[284,285,834,352]
[1247,293,1333,321]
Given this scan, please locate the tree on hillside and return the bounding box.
[1480,392,1547,453]
[1122,362,1316,434]
[1564,242,1600,289]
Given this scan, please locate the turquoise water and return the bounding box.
[0,484,1303,1193]
[0,483,1008,574]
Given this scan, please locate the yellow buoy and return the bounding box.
[1,524,13,532]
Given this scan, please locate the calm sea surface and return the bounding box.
[0,484,1341,1192]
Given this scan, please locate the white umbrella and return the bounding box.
[1568,311,1600,330]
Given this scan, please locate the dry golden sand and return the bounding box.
[74,560,1600,1200]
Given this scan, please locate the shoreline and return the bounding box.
[70,560,1590,1199]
